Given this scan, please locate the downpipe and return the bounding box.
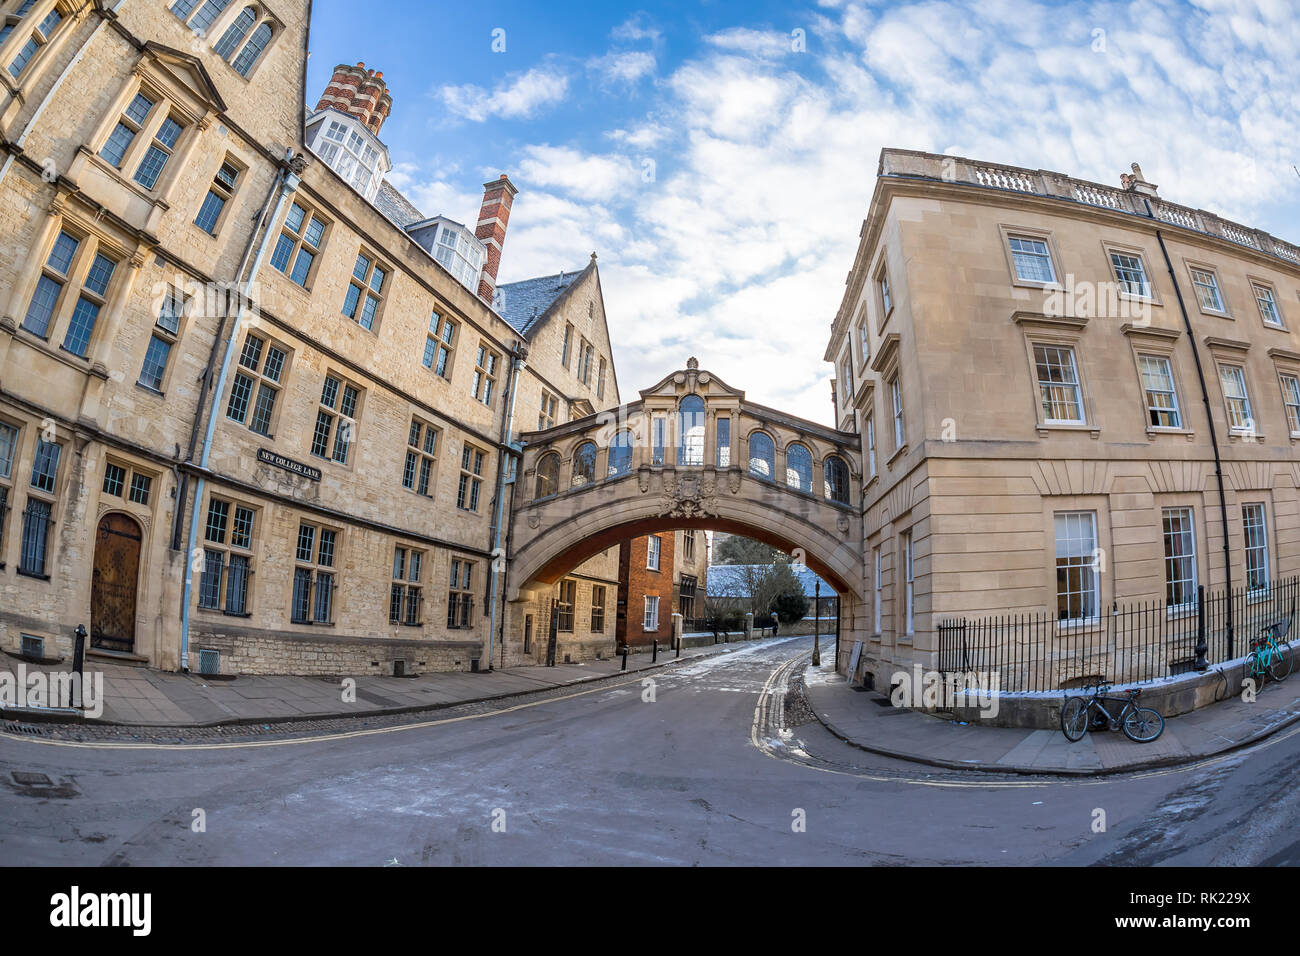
[178,150,300,670]
[486,345,526,670]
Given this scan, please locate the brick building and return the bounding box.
[614,530,705,647]
[0,0,622,677]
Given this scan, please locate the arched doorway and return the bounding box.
[91,512,143,652]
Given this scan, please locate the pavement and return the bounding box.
[803,656,1300,775]
[0,636,742,728]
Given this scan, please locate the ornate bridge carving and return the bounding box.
[506,360,864,601]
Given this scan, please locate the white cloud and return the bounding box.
[516,145,640,196]
[588,50,657,85]
[704,27,795,59]
[611,14,662,44]
[439,67,569,123]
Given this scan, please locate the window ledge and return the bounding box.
[1036,422,1101,439]
[1227,431,1265,443]
[1146,426,1195,442]
[869,632,882,643]
[16,569,50,581]
[885,444,908,468]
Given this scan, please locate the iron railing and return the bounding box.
[937,576,1298,693]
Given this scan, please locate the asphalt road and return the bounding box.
[1,635,1296,866]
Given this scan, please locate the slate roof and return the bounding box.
[705,564,835,598]
[373,179,425,229]
[494,268,585,336]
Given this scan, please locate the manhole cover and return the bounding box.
[12,771,52,786]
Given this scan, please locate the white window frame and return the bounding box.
[1218,364,1254,433]
[1054,510,1100,624]
[1033,344,1085,424]
[1242,502,1270,594]
[1160,506,1197,611]
[1138,354,1182,429]
[901,530,914,636]
[643,595,660,631]
[646,535,661,571]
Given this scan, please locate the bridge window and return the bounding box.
[785,443,812,493]
[716,416,730,467]
[571,441,597,487]
[748,432,774,481]
[651,416,667,466]
[607,429,634,477]
[535,452,560,499]
[677,395,705,466]
[824,456,850,504]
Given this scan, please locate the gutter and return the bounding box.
[178,150,300,671]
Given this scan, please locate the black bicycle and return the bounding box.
[1060,681,1164,743]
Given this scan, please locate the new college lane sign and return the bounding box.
[258,449,322,482]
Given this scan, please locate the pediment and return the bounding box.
[142,42,228,116]
[638,359,746,402]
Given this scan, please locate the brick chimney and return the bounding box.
[475,174,519,305]
[315,62,393,137]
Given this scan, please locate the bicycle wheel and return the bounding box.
[1268,644,1293,682]
[1060,697,1089,742]
[1122,706,1164,743]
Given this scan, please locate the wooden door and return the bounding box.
[91,513,142,652]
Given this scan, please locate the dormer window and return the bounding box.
[308,115,385,199]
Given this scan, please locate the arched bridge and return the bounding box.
[506,360,864,605]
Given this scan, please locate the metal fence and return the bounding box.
[937,576,1298,693]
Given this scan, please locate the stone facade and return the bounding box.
[0,0,619,677]
[827,148,1300,691]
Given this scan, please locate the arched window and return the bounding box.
[748,432,774,481]
[677,394,705,466]
[571,442,597,487]
[824,456,850,504]
[785,444,812,493]
[231,21,272,77]
[213,6,256,59]
[535,453,560,499]
[607,429,634,477]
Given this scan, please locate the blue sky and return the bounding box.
[307,0,1300,424]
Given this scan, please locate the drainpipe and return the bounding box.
[486,343,526,670]
[0,0,122,189]
[1155,227,1233,663]
[178,151,300,670]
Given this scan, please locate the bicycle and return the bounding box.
[1245,618,1292,686]
[1060,681,1164,743]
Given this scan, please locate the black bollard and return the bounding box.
[652,639,658,663]
[621,648,628,671]
[675,637,680,659]
[72,624,87,710]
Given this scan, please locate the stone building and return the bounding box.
[0,0,620,677]
[827,148,1300,690]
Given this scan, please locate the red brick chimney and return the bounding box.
[476,174,519,305]
[315,62,393,137]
